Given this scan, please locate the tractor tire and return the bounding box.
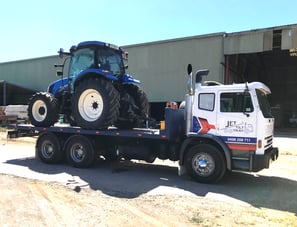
[116,84,150,128]
[72,78,120,129]
[28,92,59,127]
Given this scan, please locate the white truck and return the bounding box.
[8,64,278,183]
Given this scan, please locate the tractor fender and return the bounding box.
[73,70,141,89]
[47,78,69,95]
[71,69,118,92]
[179,133,232,170]
[75,68,118,82]
[122,74,141,84]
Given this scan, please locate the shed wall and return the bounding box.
[0,56,60,91]
[124,34,225,102]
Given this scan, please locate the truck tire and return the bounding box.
[184,144,226,183]
[28,92,59,127]
[36,133,64,164]
[116,84,150,128]
[65,135,95,168]
[72,78,120,129]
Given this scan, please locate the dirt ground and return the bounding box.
[0,131,297,226]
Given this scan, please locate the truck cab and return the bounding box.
[181,65,278,180]
[192,81,277,171]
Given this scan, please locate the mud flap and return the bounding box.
[178,164,186,176]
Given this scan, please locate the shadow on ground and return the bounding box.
[6,156,297,215]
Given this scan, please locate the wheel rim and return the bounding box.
[192,152,215,177]
[32,100,47,122]
[78,89,103,122]
[70,143,85,162]
[41,140,54,159]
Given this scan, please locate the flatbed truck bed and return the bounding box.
[5,107,278,184]
[7,108,184,141]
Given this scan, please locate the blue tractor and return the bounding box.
[28,41,149,129]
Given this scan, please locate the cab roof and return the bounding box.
[199,81,271,94]
[71,41,124,53]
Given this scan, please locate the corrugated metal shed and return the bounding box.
[124,33,225,102]
[0,55,61,91]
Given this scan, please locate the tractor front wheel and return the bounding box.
[28,92,59,127]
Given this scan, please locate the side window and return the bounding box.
[199,93,215,111]
[69,48,94,80]
[220,92,254,113]
[98,48,123,76]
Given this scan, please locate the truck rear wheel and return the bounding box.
[65,135,95,168]
[28,92,59,127]
[184,144,226,183]
[73,78,120,129]
[36,133,64,164]
[116,84,150,128]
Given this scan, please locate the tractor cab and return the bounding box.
[49,41,138,95]
[67,41,127,93]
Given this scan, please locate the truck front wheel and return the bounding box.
[65,135,95,168]
[184,144,226,183]
[36,133,64,164]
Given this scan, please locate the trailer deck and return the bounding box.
[7,108,185,141]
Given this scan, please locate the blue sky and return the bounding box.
[1,0,297,62]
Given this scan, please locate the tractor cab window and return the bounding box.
[97,48,124,76]
[69,48,94,80]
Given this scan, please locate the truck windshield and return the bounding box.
[98,48,124,76]
[256,89,273,118]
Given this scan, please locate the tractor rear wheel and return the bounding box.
[72,78,120,129]
[116,84,150,128]
[28,92,59,127]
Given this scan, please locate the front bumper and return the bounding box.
[252,147,279,172]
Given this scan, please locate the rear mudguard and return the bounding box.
[72,69,140,92]
[122,74,140,84]
[49,69,141,95]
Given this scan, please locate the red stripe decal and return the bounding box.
[227,143,256,151]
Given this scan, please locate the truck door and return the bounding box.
[217,91,257,151]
